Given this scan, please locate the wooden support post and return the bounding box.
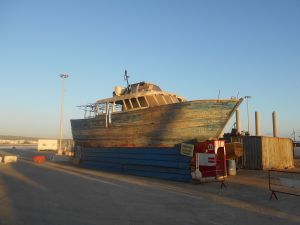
[95,104,99,116]
[105,103,109,128]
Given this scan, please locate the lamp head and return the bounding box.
[60,73,69,78]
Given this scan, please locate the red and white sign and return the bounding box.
[194,140,227,178]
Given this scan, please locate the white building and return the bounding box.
[37,139,58,151]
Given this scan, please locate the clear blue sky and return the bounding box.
[0,0,299,140]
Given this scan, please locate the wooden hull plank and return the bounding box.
[72,99,242,148]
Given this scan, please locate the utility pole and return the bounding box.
[244,96,251,135]
[58,73,69,155]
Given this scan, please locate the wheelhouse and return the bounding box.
[79,82,186,119]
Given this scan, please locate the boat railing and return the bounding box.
[78,92,185,121]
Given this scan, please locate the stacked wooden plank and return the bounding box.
[79,147,192,182]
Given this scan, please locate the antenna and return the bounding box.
[124,70,130,87]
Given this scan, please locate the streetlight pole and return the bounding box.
[244,96,251,135]
[58,73,69,155]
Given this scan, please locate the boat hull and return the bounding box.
[71,99,242,147]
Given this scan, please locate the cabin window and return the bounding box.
[161,95,168,104]
[97,103,107,114]
[171,96,179,103]
[131,98,140,108]
[138,97,148,107]
[114,101,123,112]
[163,95,173,104]
[124,99,132,110]
[156,95,166,105]
[146,95,159,107]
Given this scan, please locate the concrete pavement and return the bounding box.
[0,147,299,225]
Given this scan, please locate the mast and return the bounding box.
[124,69,131,93]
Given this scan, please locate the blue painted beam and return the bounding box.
[79,146,192,182]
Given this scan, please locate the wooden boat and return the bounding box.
[71,77,243,148]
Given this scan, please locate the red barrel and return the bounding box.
[33,155,46,164]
